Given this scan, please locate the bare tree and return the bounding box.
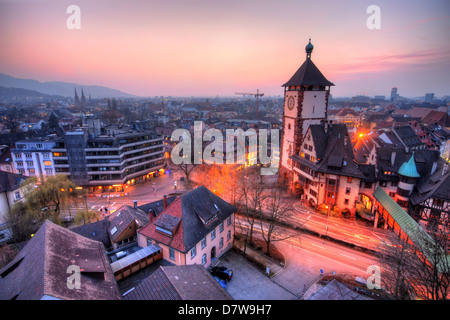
[74,209,100,226]
[377,233,416,299]
[235,166,267,253]
[408,229,450,300]
[378,228,450,300]
[259,182,299,256]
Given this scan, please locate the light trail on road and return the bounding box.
[236,217,379,275]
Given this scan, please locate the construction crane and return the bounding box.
[235,89,264,117]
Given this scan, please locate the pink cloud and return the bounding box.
[327,48,450,77]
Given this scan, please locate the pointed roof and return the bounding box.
[138,186,237,253]
[0,220,120,300]
[291,123,366,179]
[282,40,334,87]
[398,154,420,178]
[0,171,27,193]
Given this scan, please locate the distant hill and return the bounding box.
[0,85,64,101]
[0,73,136,99]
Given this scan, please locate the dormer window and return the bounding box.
[154,213,181,238]
[156,226,172,236]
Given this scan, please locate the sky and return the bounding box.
[0,0,449,98]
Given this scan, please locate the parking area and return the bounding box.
[214,249,297,300]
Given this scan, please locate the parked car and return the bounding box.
[210,266,233,281]
[213,276,227,289]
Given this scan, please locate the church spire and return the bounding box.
[81,88,86,104]
[74,88,79,105]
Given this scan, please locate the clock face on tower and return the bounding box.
[287,96,295,110]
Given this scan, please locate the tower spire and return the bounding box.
[74,88,79,105]
[81,88,86,104]
[305,38,314,59]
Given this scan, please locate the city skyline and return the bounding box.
[0,0,449,98]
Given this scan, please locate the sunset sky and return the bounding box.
[0,0,449,98]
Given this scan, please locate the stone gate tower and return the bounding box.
[279,39,334,185]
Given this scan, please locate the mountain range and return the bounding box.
[0,73,135,99]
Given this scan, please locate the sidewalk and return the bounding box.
[233,239,283,278]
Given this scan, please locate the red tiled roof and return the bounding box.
[139,197,186,252]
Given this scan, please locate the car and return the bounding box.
[213,276,227,289]
[210,266,233,281]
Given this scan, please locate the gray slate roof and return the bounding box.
[122,265,232,300]
[0,171,27,193]
[0,220,120,300]
[292,124,367,179]
[308,280,368,300]
[282,58,334,87]
[180,186,237,251]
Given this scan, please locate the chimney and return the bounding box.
[163,195,167,209]
[148,209,154,222]
[133,200,137,209]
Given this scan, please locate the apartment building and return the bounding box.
[52,124,165,191]
[11,137,57,182]
[137,186,236,268]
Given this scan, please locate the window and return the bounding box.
[14,153,22,159]
[43,153,49,159]
[45,169,53,175]
[347,177,352,183]
[201,237,207,249]
[14,192,20,201]
[391,181,398,187]
[191,245,197,258]
[363,182,372,189]
[147,239,152,246]
[389,192,396,198]
[202,254,207,266]
[219,222,224,233]
[345,188,351,195]
[44,161,52,166]
[227,230,231,241]
[28,169,35,175]
[169,248,175,260]
[16,161,23,167]
[219,237,224,248]
[397,199,409,207]
[344,199,349,205]
[26,161,33,167]
[25,153,32,159]
[397,188,410,197]
[227,216,232,226]
[433,199,444,208]
[211,229,216,241]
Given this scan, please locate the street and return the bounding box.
[63,171,184,218]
